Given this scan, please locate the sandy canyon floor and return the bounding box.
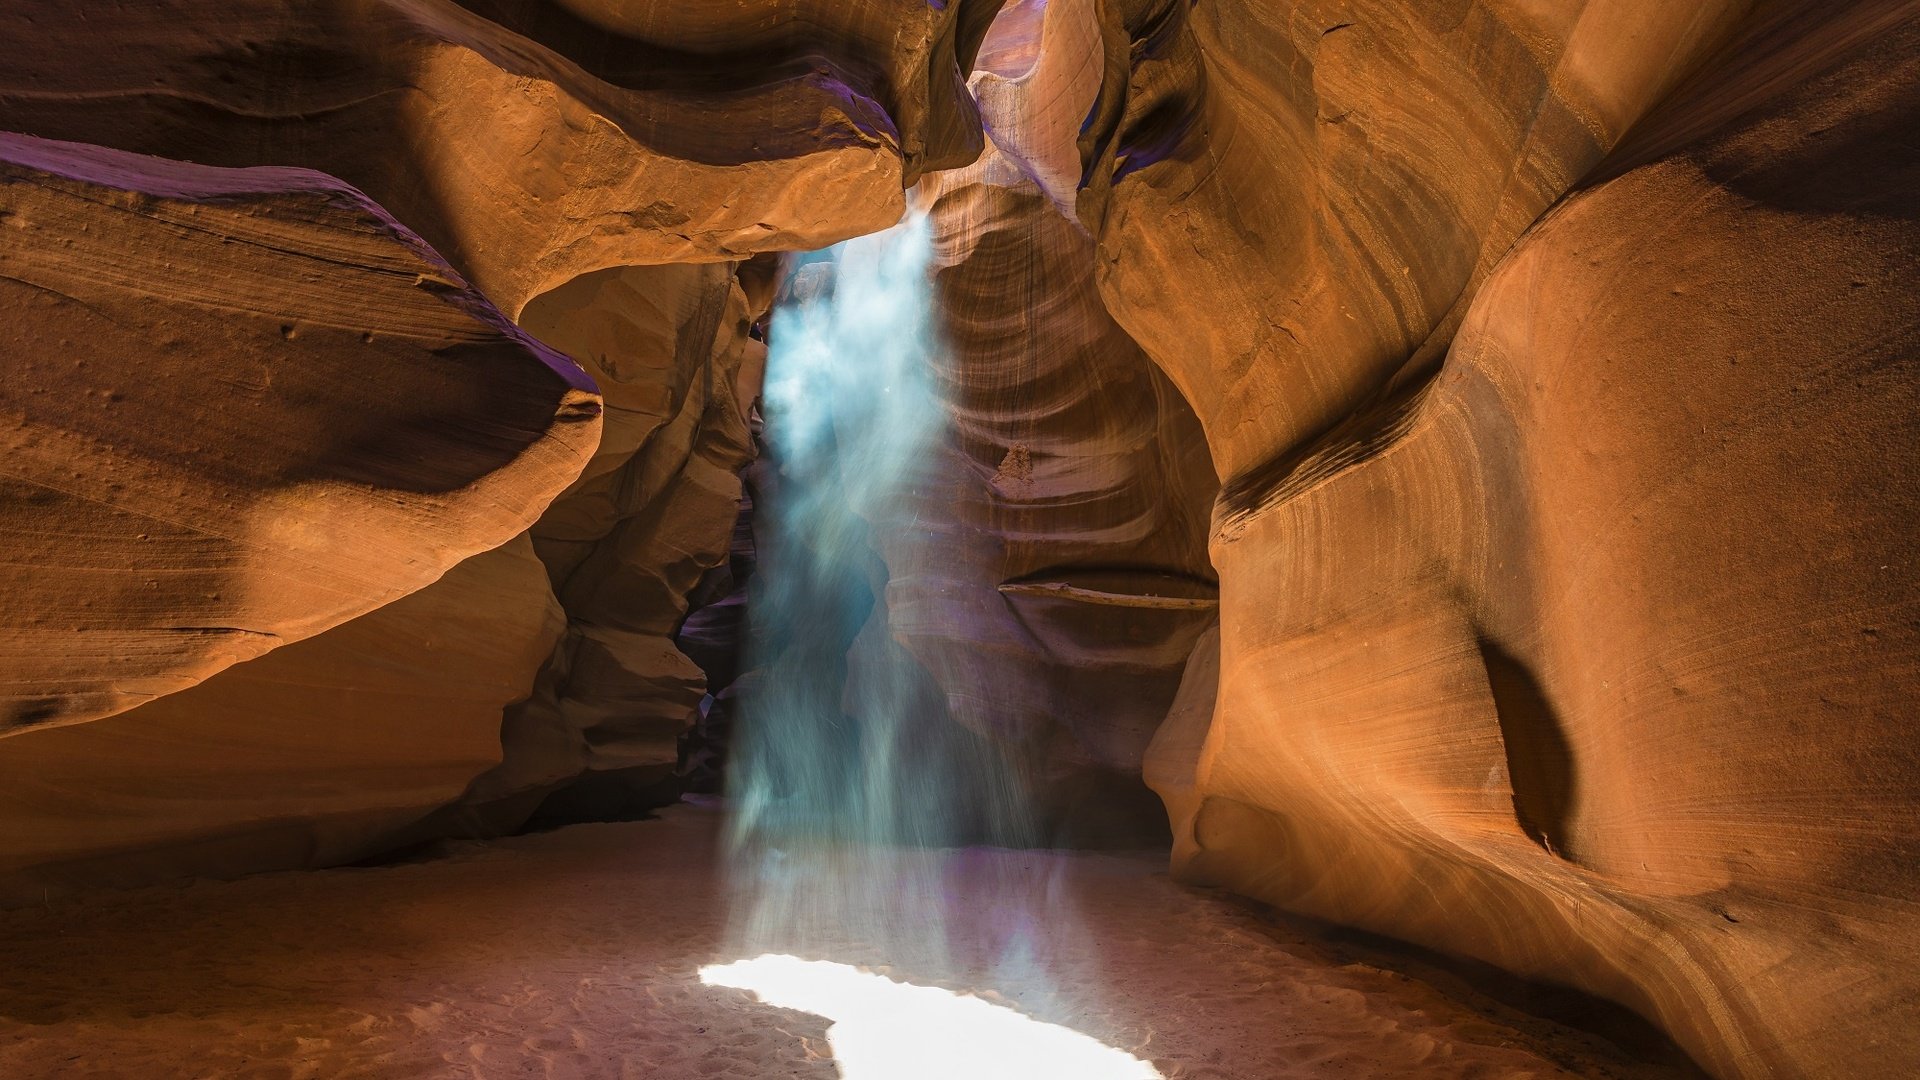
[0,803,1698,1079]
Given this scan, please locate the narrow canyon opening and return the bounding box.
[1,1,1916,1078]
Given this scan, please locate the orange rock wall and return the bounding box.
[458,261,768,821]
[0,133,598,732]
[0,536,564,904]
[0,0,1001,312]
[1083,1,1920,1075]
[889,125,1219,838]
[0,0,1002,890]
[0,3,1915,1076]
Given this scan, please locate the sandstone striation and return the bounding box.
[0,246,771,891]
[0,0,1005,883]
[0,2,1915,1076]
[1115,1,1920,1075]
[453,260,769,824]
[0,536,563,904]
[0,132,598,732]
[0,0,1005,315]
[886,121,1219,838]
[1075,0,1758,482]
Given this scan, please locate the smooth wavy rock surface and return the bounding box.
[0,0,1004,314]
[1125,2,1920,1076]
[1077,0,1753,482]
[0,132,599,733]
[0,0,1007,881]
[0,254,768,891]
[0,536,564,904]
[876,125,1218,838]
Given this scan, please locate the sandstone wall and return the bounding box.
[0,535,563,905]
[896,123,1220,840]
[0,5,1914,1075]
[0,0,1002,893]
[451,260,769,826]
[1072,1,1920,1075]
[0,132,598,733]
[0,0,1003,313]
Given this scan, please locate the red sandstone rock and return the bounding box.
[0,251,769,887]
[1076,0,1754,482]
[888,125,1218,837]
[0,536,563,903]
[0,0,1004,315]
[464,262,769,817]
[0,0,1005,877]
[0,5,1915,1077]
[1125,2,1920,1075]
[0,132,598,732]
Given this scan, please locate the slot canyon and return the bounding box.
[0,0,1915,1077]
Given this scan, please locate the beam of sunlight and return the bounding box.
[714,207,1136,1077]
[730,208,992,852]
[700,954,1163,1080]
[729,206,1035,858]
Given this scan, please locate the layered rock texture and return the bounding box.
[0,536,564,903]
[0,132,598,733]
[0,0,1002,312]
[457,260,768,826]
[0,0,1005,890]
[893,130,1219,839]
[1,1,1916,1077]
[1071,1,1920,1076]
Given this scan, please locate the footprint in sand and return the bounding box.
[701,954,1161,1080]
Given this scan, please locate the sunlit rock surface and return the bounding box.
[0,1,1914,1076]
[1075,0,1755,481]
[0,0,1004,314]
[0,132,598,733]
[1109,2,1920,1076]
[0,0,1002,887]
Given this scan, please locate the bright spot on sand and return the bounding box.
[700,954,1162,1079]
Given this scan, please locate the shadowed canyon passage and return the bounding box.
[0,0,1917,1077]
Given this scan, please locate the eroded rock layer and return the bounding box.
[1103,1,1920,1076]
[888,126,1219,838]
[1077,0,1757,483]
[0,132,598,732]
[0,536,563,904]
[0,2,1913,1076]
[0,0,1005,888]
[453,260,769,825]
[0,0,1004,314]
[0,247,771,890]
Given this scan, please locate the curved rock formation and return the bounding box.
[0,245,770,891]
[0,132,598,731]
[0,0,1004,314]
[1077,0,1763,476]
[890,126,1218,837]
[454,259,769,824]
[1114,2,1920,1075]
[0,535,563,904]
[970,0,1104,218]
[0,0,1005,882]
[0,2,1915,1075]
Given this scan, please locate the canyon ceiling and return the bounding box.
[0,1,1915,1078]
